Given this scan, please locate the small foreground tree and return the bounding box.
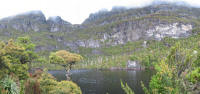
[49,50,83,80]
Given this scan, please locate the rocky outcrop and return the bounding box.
[75,40,100,48]
[126,60,142,69]
[146,23,192,40]
[0,11,73,32]
[47,16,72,32]
[99,21,193,46]
[0,11,47,32]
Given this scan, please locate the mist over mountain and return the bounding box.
[0,2,199,56]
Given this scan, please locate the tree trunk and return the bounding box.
[65,64,72,80]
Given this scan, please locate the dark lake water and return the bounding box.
[49,69,154,94]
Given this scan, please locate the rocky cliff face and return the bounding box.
[0,3,199,55]
[79,4,199,47]
[100,22,193,46]
[0,11,47,32]
[0,11,74,33]
[47,16,73,32]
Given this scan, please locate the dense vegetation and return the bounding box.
[69,33,199,70]
[0,37,82,94]
[1,32,199,94]
[121,33,200,94]
[0,3,200,94]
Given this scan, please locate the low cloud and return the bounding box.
[0,0,200,24]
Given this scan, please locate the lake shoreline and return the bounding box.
[44,66,155,71]
[49,69,155,94]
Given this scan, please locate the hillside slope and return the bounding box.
[0,3,199,56]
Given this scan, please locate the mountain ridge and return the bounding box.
[0,3,199,56]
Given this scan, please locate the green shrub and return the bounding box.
[194,51,200,67]
[149,61,179,94]
[0,76,19,94]
[192,28,200,33]
[32,69,82,94]
[141,43,195,94]
[121,80,134,94]
[49,81,82,94]
[186,67,200,84]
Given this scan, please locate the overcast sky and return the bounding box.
[0,0,200,24]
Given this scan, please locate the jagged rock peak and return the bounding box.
[47,16,71,25]
[0,10,46,23]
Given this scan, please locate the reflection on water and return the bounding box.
[49,69,154,94]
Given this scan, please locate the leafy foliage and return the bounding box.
[0,37,83,94]
[141,43,200,94]
[148,60,179,94]
[186,67,200,84]
[49,50,83,80]
[25,69,82,94]
[121,80,134,94]
[37,69,58,94]
[0,76,19,94]
[49,81,82,94]
[0,39,29,80]
[16,36,38,72]
[50,50,83,65]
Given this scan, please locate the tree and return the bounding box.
[49,50,83,80]
[0,39,31,80]
[16,36,38,72]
